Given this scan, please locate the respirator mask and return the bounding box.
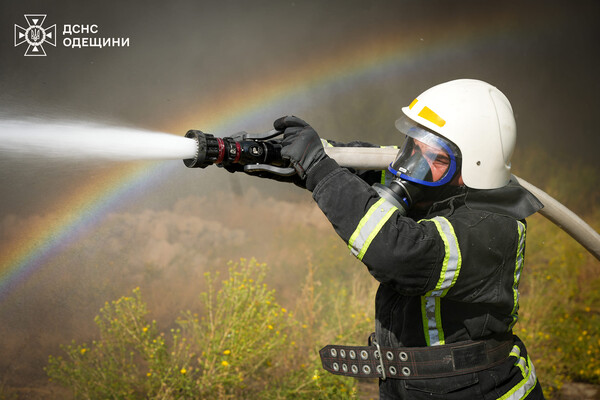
[373,117,462,215]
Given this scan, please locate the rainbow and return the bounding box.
[0,13,549,299]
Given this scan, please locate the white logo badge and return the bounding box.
[14,14,57,56]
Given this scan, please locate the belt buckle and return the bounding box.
[371,338,387,381]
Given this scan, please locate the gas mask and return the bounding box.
[373,117,462,215]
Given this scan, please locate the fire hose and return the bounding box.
[183,130,600,261]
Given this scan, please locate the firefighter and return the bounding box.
[264,79,545,398]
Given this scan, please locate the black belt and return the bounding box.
[319,334,513,380]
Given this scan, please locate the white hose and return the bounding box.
[324,147,600,261]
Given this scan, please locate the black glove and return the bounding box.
[275,116,328,180]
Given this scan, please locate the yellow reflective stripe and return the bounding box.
[409,98,418,109]
[348,198,397,260]
[380,170,386,185]
[359,206,396,260]
[497,346,538,400]
[426,217,462,294]
[509,221,526,331]
[418,106,446,127]
[419,216,462,346]
[320,138,334,147]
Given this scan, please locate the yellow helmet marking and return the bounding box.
[418,106,446,127]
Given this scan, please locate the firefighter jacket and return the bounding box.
[304,146,545,399]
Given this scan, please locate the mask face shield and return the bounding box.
[389,117,460,187]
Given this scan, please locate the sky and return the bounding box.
[0,0,598,392]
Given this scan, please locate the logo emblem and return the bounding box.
[14,14,56,56]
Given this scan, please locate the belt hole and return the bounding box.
[330,348,337,357]
[339,349,346,358]
[386,351,394,361]
[351,365,359,374]
[332,362,339,371]
[349,350,356,359]
[402,366,411,376]
[362,365,371,374]
[342,363,348,372]
[399,351,408,361]
[360,350,369,360]
[389,366,397,375]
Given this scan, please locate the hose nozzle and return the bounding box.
[183,129,295,175]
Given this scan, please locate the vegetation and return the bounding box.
[45,229,600,399]
[46,258,375,399]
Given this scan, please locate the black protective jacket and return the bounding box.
[304,151,546,399]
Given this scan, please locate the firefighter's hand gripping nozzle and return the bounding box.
[183,129,296,176]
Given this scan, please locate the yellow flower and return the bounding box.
[147,372,152,377]
[80,348,87,355]
[180,368,187,374]
[143,326,148,333]
[223,349,231,355]
[268,325,274,330]
[281,308,287,313]
[222,361,230,367]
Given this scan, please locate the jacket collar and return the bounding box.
[419,176,543,220]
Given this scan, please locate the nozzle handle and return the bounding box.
[244,164,296,176]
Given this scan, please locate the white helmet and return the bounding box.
[396,79,516,189]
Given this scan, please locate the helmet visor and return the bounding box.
[389,117,460,186]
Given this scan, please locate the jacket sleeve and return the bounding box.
[310,164,449,297]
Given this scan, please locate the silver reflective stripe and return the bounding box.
[497,345,538,400]
[422,296,442,345]
[509,221,526,330]
[419,216,462,346]
[348,198,397,260]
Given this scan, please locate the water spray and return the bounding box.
[0,120,198,161]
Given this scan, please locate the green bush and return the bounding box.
[46,258,374,399]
